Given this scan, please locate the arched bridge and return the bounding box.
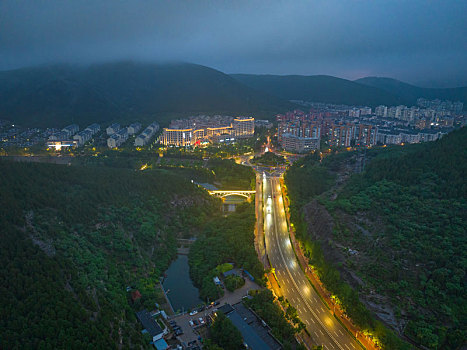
[208,190,256,199]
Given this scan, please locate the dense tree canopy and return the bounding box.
[284,128,467,349]
[0,160,214,348]
[189,203,264,301]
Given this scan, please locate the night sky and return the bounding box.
[1,1,466,87]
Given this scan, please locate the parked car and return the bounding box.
[169,320,176,326]
[198,317,205,325]
[213,301,220,306]
[189,320,194,327]
[189,310,198,316]
[193,319,199,326]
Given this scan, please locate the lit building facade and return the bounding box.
[233,117,255,138]
[326,123,354,147]
[281,133,320,153]
[160,128,205,147]
[355,124,377,146]
[160,116,254,146]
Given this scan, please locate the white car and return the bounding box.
[189,320,194,327]
[198,317,205,324]
[189,310,198,316]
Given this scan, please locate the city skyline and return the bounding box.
[1,0,467,87]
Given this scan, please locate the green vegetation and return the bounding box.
[189,202,264,301]
[232,74,404,107]
[251,151,286,166]
[355,77,467,108]
[209,312,244,350]
[207,158,255,189]
[224,275,245,292]
[74,148,159,169]
[0,62,291,128]
[244,290,304,348]
[0,160,214,348]
[156,157,255,190]
[233,74,467,107]
[284,128,467,349]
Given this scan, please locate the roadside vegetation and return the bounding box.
[251,151,286,166]
[207,312,244,350]
[189,202,265,301]
[284,128,467,349]
[0,160,214,348]
[244,289,306,349]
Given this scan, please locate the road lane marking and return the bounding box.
[268,178,348,350]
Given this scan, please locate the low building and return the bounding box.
[216,303,281,350]
[48,131,68,141]
[107,128,129,148]
[136,309,165,344]
[255,119,273,129]
[85,123,101,135]
[106,123,120,135]
[419,130,440,142]
[46,139,78,150]
[281,133,320,153]
[73,130,93,146]
[135,122,160,146]
[107,134,120,148]
[62,124,79,138]
[400,131,421,144]
[222,269,242,278]
[127,122,142,135]
[212,133,236,144]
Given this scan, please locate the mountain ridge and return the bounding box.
[0,62,293,128]
[355,76,467,107]
[232,73,467,108]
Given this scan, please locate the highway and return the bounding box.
[262,174,362,350]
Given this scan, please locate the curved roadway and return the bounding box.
[263,175,362,350]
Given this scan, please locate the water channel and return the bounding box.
[162,254,202,313]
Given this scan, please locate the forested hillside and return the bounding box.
[231,74,403,106]
[355,77,467,108]
[284,128,466,349]
[0,160,215,348]
[232,74,467,108]
[189,202,264,300]
[0,62,292,128]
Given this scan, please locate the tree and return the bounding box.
[210,312,243,350]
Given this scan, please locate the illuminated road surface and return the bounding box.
[263,175,362,350]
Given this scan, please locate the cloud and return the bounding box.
[1,0,466,86]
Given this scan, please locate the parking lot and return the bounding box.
[168,278,261,347]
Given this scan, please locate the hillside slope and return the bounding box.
[231,74,404,106]
[355,77,467,107]
[0,160,214,348]
[284,128,467,349]
[0,62,293,128]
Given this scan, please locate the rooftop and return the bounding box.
[218,303,281,350]
[136,309,163,338]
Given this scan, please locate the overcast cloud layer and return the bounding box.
[1,0,466,87]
